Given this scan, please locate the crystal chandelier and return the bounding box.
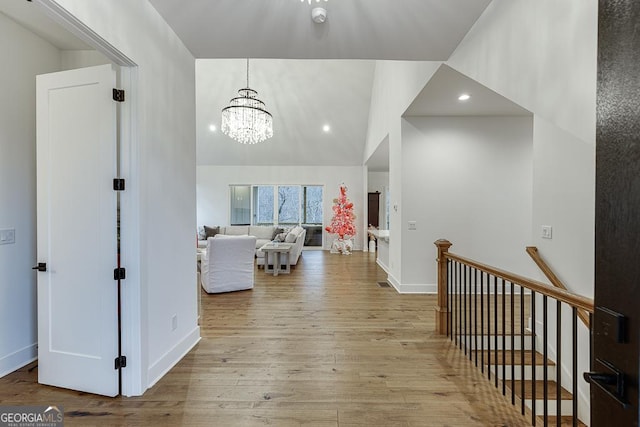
[221,59,273,144]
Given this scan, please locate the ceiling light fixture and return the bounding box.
[221,59,273,144]
[323,124,331,132]
[209,124,217,132]
[301,0,328,4]
[311,7,327,23]
[458,93,471,101]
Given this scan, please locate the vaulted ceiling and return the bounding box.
[147,0,492,60]
[4,1,526,169]
[196,59,375,166]
[148,0,494,167]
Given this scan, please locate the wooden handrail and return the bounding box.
[526,246,591,328]
[434,240,594,334]
[445,252,594,311]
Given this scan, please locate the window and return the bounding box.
[229,185,251,225]
[302,186,323,224]
[277,186,300,225]
[229,184,324,239]
[252,185,274,224]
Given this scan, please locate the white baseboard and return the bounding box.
[376,258,390,274]
[393,282,437,294]
[378,269,436,294]
[0,343,37,378]
[147,326,200,390]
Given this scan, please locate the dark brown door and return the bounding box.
[591,1,639,425]
[368,192,380,227]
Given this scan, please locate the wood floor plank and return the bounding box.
[0,251,532,426]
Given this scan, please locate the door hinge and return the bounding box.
[112,88,125,102]
[113,178,126,191]
[114,355,127,370]
[114,268,126,280]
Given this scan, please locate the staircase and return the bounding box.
[435,239,594,427]
[457,330,586,426]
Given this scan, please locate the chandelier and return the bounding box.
[221,59,273,144]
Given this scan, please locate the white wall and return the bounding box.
[364,61,441,163]
[444,1,597,420]
[197,166,365,251]
[401,116,535,290]
[532,115,594,422]
[532,116,595,297]
[447,0,597,299]
[0,12,61,377]
[364,61,441,284]
[60,49,109,70]
[367,172,388,193]
[448,0,597,146]
[53,0,198,394]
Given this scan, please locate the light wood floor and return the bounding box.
[0,251,533,426]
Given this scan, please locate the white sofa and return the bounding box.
[201,235,256,293]
[197,225,306,266]
[198,225,278,253]
[256,225,306,267]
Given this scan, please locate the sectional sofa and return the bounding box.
[198,225,306,266]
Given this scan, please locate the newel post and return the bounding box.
[434,239,452,335]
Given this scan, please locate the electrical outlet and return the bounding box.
[541,225,553,239]
[408,221,417,230]
[171,315,178,331]
[0,228,15,245]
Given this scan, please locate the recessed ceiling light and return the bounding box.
[322,124,331,133]
[458,94,471,101]
[209,124,217,132]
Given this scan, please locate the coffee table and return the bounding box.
[260,242,293,276]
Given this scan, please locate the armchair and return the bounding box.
[201,235,256,293]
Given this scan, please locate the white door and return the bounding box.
[36,64,119,396]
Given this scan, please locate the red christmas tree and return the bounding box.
[325,184,356,239]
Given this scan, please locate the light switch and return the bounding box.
[541,225,552,239]
[0,228,15,245]
[408,221,417,230]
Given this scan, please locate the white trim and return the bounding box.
[393,282,437,294]
[118,66,143,396]
[382,268,436,294]
[0,344,37,378]
[376,258,390,275]
[147,327,201,389]
[34,0,136,67]
[379,268,436,294]
[387,271,401,289]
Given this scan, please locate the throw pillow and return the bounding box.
[274,232,287,242]
[204,225,219,239]
[272,227,284,239]
[284,231,297,243]
[197,226,206,240]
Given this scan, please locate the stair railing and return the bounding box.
[525,246,591,329]
[434,239,594,427]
